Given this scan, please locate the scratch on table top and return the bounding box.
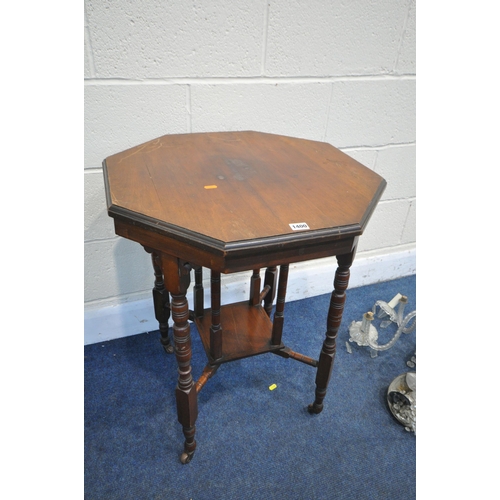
[143,160,164,211]
[117,138,164,163]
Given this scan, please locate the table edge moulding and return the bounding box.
[102,130,386,464]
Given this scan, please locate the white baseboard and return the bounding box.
[84,247,416,345]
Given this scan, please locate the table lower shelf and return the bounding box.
[193,301,283,364]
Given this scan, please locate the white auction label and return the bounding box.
[289,222,310,231]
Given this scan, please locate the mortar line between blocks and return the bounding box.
[341,142,415,151]
[84,167,103,174]
[379,196,415,204]
[84,74,416,86]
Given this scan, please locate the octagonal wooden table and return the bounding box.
[102,131,386,463]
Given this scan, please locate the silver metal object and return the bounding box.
[387,372,416,434]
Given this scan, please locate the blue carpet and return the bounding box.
[85,275,416,499]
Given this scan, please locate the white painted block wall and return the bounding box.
[84,0,416,345]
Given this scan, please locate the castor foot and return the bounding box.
[162,343,174,354]
[180,451,194,464]
[307,403,323,414]
[160,335,174,354]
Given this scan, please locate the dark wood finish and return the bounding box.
[249,269,261,306]
[209,271,222,361]
[193,266,204,318]
[308,246,356,415]
[195,363,219,394]
[113,215,358,273]
[263,266,278,317]
[271,264,289,345]
[104,131,384,246]
[258,285,271,302]
[104,131,386,274]
[194,301,280,364]
[102,131,386,464]
[160,254,197,464]
[273,347,318,367]
[144,247,173,354]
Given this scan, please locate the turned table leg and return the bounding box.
[193,266,204,318]
[249,269,261,306]
[309,248,356,414]
[210,270,222,361]
[271,264,289,345]
[144,248,174,354]
[161,254,198,464]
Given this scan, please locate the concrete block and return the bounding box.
[357,199,410,252]
[84,238,152,303]
[352,245,416,288]
[401,199,416,244]
[84,28,93,78]
[374,144,416,200]
[325,79,416,148]
[266,0,409,76]
[191,83,331,140]
[85,0,264,78]
[395,0,416,74]
[84,171,115,242]
[340,148,377,171]
[84,84,187,168]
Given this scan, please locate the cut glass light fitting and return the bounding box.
[347,293,417,434]
[348,293,416,358]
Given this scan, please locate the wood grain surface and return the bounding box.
[104,131,386,244]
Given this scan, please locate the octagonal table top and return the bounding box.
[104,131,386,236]
[103,131,386,270]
